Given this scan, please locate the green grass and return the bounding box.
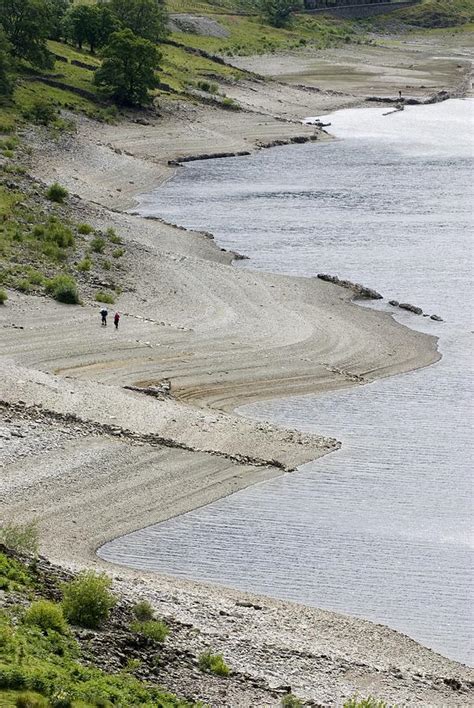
[94,290,115,304]
[130,620,169,643]
[198,651,230,676]
[0,553,197,707]
[392,0,474,27]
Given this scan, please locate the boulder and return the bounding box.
[399,303,423,315]
[388,300,399,307]
[430,314,444,322]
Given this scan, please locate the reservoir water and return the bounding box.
[99,100,474,666]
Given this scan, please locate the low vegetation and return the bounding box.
[198,651,230,676]
[281,694,304,707]
[0,550,197,706]
[61,571,116,629]
[24,600,68,635]
[344,697,388,708]
[0,521,39,555]
[394,0,474,27]
[131,600,155,621]
[46,182,68,204]
[130,619,169,643]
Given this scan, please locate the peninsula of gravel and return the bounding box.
[1,15,473,707]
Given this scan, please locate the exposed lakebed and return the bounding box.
[100,100,474,666]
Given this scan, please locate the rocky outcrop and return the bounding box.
[399,302,423,315]
[317,273,383,299]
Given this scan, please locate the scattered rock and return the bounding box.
[399,303,423,315]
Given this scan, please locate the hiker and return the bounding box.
[100,306,108,326]
[114,311,120,330]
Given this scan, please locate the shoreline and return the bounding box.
[2,33,473,703]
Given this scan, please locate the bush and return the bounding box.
[90,236,106,253]
[24,99,58,126]
[112,248,124,258]
[77,258,92,272]
[198,651,230,676]
[130,620,168,643]
[281,694,303,708]
[131,600,154,621]
[77,223,93,235]
[15,692,49,708]
[26,269,44,286]
[62,572,116,628]
[46,183,68,204]
[0,522,39,554]
[95,290,115,304]
[24,600,68,635]
[16,278,32,293]
[45,275,79,304]
[0,287,8,304]
[106,227,122,244]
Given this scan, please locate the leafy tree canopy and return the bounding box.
[258,0,302,27]
[108,0,168,43]
[94,28,161,106]
[63,3,118,53]
[0,27,14,97]
[46,0,71,41]
[0,0,53,68]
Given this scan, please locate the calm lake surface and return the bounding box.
[100,100,474,665]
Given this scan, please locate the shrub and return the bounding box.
[62,572,116,628]
[281,694,303,708]
[131,600,154,622]
[46,183,68,204]
[0,287,8,304]
[102,259,111,270]
[77,258,92,272]
[77,223,93,235]
[112,248,124,258]
[0,552,33,591]
[130,619,168,643]
[106,227,121,244]
[196,80,218,94]
[344,698,387,708]
[15,692,49,708]
[95,290,115,304]
[0,522,39,554]
[24,600,68,635]
[16,278,32,293]
[90,236,106,253]
[45,275,79,304]
[24,99,58,126]
[198,651,230,676]
[26,269,44,286]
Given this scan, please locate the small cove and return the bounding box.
[99,100,474,665]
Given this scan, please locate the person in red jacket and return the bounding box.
[114,312,120,330]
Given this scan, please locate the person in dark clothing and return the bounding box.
[114,312,120,330]
[100,307,108,326]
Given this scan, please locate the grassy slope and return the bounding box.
[374,0,474,28]
[0,551,196,708]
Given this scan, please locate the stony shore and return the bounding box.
[1,31,473,705]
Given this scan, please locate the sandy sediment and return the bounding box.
[1,34,473,703]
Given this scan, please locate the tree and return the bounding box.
[258,0,302,27]
[0,0,53,68]
[46,0,70,41]
[108,0,167,43]
[0,28,14,97]
[94,28,160,106]
[63,3,117,53]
